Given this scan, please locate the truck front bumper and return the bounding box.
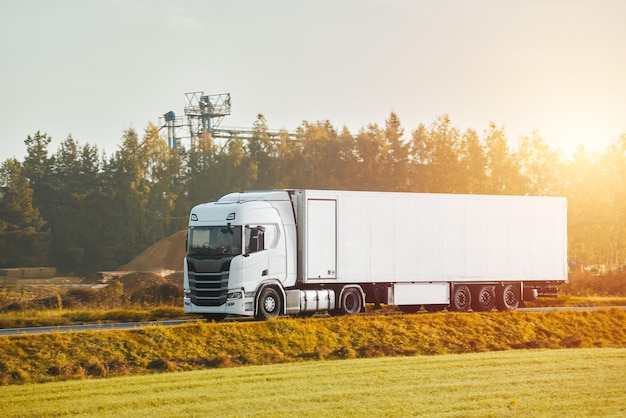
[184,291,255,317]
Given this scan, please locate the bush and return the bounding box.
[565,271,626,296]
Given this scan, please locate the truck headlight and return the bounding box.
[227,289,244,300]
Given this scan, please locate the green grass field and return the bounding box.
[1,348,624,417]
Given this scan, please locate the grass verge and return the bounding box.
[0,296,624,330]
[1,348,625,417]
[1,309,625,385]
[0,307,187,329]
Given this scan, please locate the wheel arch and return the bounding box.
[254,280,287,317]
[337,284,366,313]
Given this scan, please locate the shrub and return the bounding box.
[565,271,626,296]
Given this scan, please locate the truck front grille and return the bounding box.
[187,258,232,307]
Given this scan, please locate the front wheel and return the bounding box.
[255,287,282,320]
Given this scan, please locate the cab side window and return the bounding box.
[245,224,278,254]
[246,226,264,254]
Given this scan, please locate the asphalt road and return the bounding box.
[1,305,624,337]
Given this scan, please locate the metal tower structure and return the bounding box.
[160,92,231,149]
[184,92,231,139]
[160,91,295,149]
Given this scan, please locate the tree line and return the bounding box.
[1,113,625,274]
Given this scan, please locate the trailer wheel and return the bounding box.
[496,284,520,311]
[471,285,496,311]
[399,305,421,313]
[256,287,281,320]
[451,285,471,312]
[340,287,363,315]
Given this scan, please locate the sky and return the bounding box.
[1,0,625,162]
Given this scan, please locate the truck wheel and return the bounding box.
[256,287,281,320]
[451,285,471,312]
[399,305,421,313]
[471,285,496,312]
[340,287,363,315]
[496,284,520,311]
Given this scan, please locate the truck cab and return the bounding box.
[183,191,297,320]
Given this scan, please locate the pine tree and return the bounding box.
[0,159,50,267]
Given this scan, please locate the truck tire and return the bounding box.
[471,285,496,312]
[256,287,282,320]
[340,287,363,315]
[496,284,520,311]
[451,285,471,312]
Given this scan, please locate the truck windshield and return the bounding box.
[187,226,242,257]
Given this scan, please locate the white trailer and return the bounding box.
[184,189,567,320]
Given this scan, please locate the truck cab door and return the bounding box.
[242,226,270,287]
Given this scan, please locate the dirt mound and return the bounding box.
[118,230,187,272]
[114,271,182,305]
[165,271,183,287]
[115,272,169,293]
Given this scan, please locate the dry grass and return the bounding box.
[1,309,625,385]
[0,307,186,328]
[1,269,624,330]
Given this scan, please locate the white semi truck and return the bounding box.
[184,189,567,320]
